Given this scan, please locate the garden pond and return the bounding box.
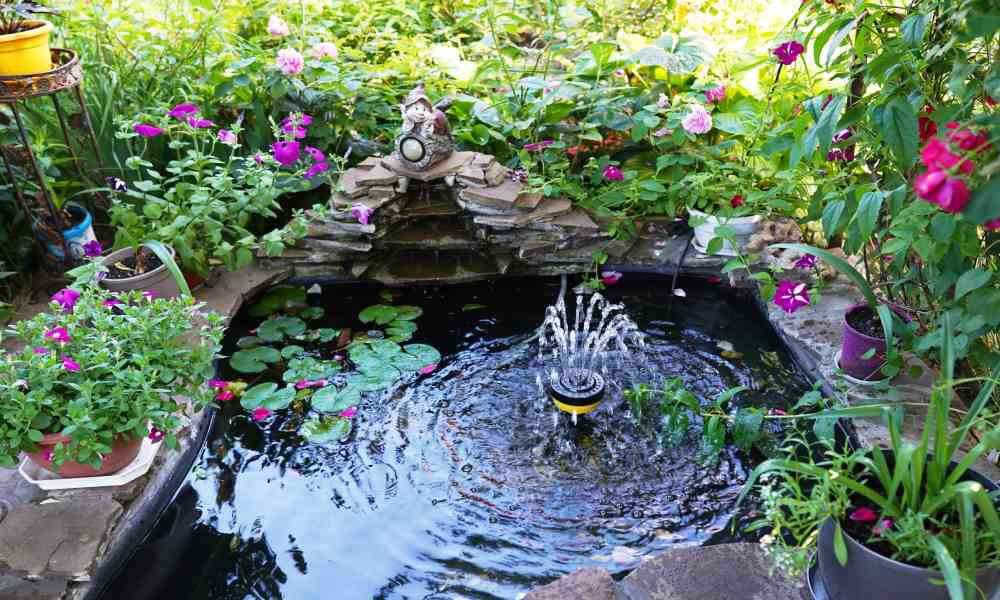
[104,274,812,600]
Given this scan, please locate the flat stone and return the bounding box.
[518,238,634,263]
[369,250,500,286]
[0,574,66,599]
[197,263,290,318]
[524,567,616,600]
[309,218,377,237]
[331,193,404,215]
[357,156,381,170]
[472,198,572,227]
[366,185,399,201]
[550,208,599,230]
[289,263,351,279]
[619,543,806,600]
[354,164,400,187]
[381,151,476,182]
[0,498,122,579]
[338,168,368,199]
[459,178,523,208]
[457,160,506,187]
[515,192,544,210]
[300,237,373,254]
[378,220,478,251]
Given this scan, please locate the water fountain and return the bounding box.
[539,284,645,416]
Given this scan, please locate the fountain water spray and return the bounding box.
[538,286,644,416]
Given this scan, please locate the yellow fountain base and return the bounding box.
[551,395,602,415]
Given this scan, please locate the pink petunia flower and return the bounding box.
[167,103,199,119]
[305,162,330,178]
[603,165,624,181]
[102,298,124,308]
[419,364,437,375]
[705,85,726,104]
[62,356,81,372]
[920,138,974,174]
[42,448,53,462]
[985,218,1000,230]
[252,407,272,421]
[33,347,49,355]
[773,281,810,314]
[51,288,81,312]
[914,170,970,213]
[134,123,163,137]
[794,254,818,269]
[83,240,103,258]
[524,140,555,152]
[276,48,305,76]
[272,141,301,166]
[304,146,325,162]
[350,203,374,225]
[148,426,165,442]
[45,327,70,344]
[267,15,290,37]
[216,390,235,401]
[849,506,878,523]
[873,518,894,535]
[682,105,713,134]
[186,116,215,129]
[601,270,622,286]
[311,42,338,60]
[773,41,805,65]
[208,379,229,389]
[730,195,744,208]
[218,129,237,145]
[142,290,160,300]
[339,406,358,419]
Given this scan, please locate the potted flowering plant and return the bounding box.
[0,282,224,476]
[0,0,54,75]
[742,316,1000,600]
[67,239,191,299]
[107,104,330,278]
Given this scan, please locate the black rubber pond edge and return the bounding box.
[80,366,221,600]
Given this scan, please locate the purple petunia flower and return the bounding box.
[794,254,818,270]
[773,281,811,314]
[142,290,160,300]
[45,326,70,343]
[102,297,124,308]
[304,146,325,162]
[603,165,624,181]
[601,270,622,286]
[186,116,215,129]
[148,426,165,442]
[305,162,330,178]
[82,240,103,258]
[106,177,126,191]
[62,356,81,372]
[271,141,301,166]
[218,129,237,145]
[33,347,49,356]
[773,41,805,66]
[134,123,163,137]
[350,203,374,225]
[51,288,81,312]
[167,103,199,119]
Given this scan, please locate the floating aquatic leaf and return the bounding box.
[393,306,423,321]
[311,385,360,413]
[299,306,325,320]
[230,346,281,373]
[358,304,399,325]
[248,285,307,317]
[369,339,403,359]
[282,357,341,383]
[300,416,352,443]
[257,316,307,342]
[240,383,295,411]
[236,336,262,349]
[281,345,305,359]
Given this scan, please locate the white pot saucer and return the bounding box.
[18,437,162,491]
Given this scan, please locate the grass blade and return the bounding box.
[142,240,192,299]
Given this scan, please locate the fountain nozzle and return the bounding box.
[547,369,606,415]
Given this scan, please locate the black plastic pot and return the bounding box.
[817,464,1000,600]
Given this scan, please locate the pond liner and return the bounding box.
[80,360,222,600]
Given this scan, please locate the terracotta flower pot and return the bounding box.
[25,432,143,478]
[100,244,182,298]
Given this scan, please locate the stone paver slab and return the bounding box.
[525,567,617,600]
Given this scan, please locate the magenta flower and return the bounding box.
[705,85,726,104]
[601,270,622,286]
[682,105,713,134]
[62,356,81,372]
[106,176,126,191]
[731,195,745,208]
[51,288,81,312]
[134,123,163,137]
[267,15,290,37]
[304,146,325,162]
[419,364,438,375]
[102,298,123,308]
[849,506,878,523]
[42,448,53,462]
[986,218,1000,231]
[217,129,237,145]
[168,103,199,119]
[773,41,805,65]
[769,408,788,416]
[186,116,215,129]
[914,170,971,213]
[33,347,49,355]
[208,379,229,389]
[311,42,338,60]
[350,203,374,225]
[339,406,358,419]
[305,162,330,178]
[45,327,70,343]
[524,140,555,152]
[253,153,265,164]
[252,407,272,421]
[281,114,312,139]
[295,379,328,390]
[873,518,894,535]
[920,138,974,174]
[272,141,301,166]
[653,128,671,137]
[148,426,165,442]
[603,165,624,181]
[82,240,103,258]
[276,48,305,76]
[773,281,810,314]
[142,290,160,300]
[794,254,818,269]
[216,390,235,401]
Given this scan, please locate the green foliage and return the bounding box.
[0,284,223,468]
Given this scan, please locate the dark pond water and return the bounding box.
[104,275,811,600]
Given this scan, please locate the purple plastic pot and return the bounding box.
[840,303,888,381]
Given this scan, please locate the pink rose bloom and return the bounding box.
[252,407,272,421]
[276,48,304,76]
[267,15,290,37]
[682,105,712,135]
[312,42,338,60]
[603,165,624,181]
[601,270,622,286]
[419,364,438,375]
[705,85,726,104]
[773,281,810,314]
[134,123,163,137]
[271,141,301,166]
[339,406,358,419]
[914,170,970,213]
[217,129,237,145]
[351,203,374,225]
[921,138,974,174]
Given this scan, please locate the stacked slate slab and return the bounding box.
[266,150,683,284]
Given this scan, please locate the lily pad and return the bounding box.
[348,365,401,392]
[300,307,325,320]
[236,336,262,348]
[393,306,423,321]
[359,304,399,325]
[281,345,305,359]
[240,383,296,411]
[392,344,442,372]
[300,416,352,443]
[248,285,307,317]
[369,339,403,359]
[257,316,307,342]
[311,385,360,413]
[282,357,342,383]
[386,320,417,338]
[231,346,281,373]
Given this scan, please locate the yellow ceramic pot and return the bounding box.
[0,21,53,76]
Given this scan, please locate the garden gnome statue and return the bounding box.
[394,83,454,171]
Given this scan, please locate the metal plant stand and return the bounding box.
[0,48,107,266]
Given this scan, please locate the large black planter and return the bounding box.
[817,466,1000,600]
